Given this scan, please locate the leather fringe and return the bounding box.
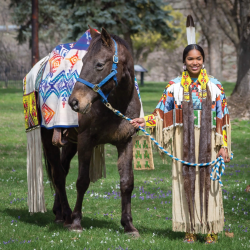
[89,145,106,183]
[27,127,47,213]
[215,133,223,146]
[172,217,224,234]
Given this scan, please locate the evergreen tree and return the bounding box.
[9,0,70,48]
[58,0,177,56]
[10,0,178,59]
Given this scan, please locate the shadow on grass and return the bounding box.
[45,216,121,232]
[4,207,54,227]
[3,208,211,244]
[136,224,184,240]
[81,217,119,230]
[4,208,119,232]
[81,217,185,241]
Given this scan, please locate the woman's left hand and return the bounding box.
[216,147,230,163]
[130,118,145,129]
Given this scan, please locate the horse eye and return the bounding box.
[96,62,104,70]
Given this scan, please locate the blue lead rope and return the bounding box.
[104,103,233,187]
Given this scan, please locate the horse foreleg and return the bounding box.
[41,128,73,227]
[70,143,92,232]
[117,139,139,237]
[53,142,77,223]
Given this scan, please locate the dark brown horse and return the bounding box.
[41,27,140,236]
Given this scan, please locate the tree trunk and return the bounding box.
[32,0,39,66]
[188,0,223,80]
[207,36,223,80]
[232,0,250,97]
[206,8,223,80]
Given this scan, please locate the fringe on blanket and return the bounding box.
[27,127,46,213]
[89,145,106,183]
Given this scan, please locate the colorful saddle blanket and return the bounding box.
[38,30,91,129]
[23,29,144,130]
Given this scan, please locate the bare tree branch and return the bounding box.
[188,0,209,39]
[213,0,239,47]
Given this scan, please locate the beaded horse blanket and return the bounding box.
[38,30,91,129]
[24,29,144,130]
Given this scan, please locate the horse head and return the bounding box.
[69,26,134,114]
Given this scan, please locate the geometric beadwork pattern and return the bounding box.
[65,50,81,69]
[38,30,92,128]
[49,51,63,74]
[23,91,39,130]
[133,135,154,170]
[41,103,55,125]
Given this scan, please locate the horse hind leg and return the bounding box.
[41,127,73,227]
[117,139,139,237]
[53,142,77,224]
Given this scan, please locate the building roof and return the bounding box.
[134,64,148,72]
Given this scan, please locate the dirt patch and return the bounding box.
[227,93,250,120]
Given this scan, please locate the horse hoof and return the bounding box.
[55,219,64,224]
[69,225,83,232]
[63,223,72,229]
[69,228,83,233]
[126,231,140,238]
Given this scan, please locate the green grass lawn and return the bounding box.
[0,83,249,250]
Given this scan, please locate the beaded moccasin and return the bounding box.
[205,233,218,244]
[183,233,197,243]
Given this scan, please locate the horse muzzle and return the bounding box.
[80,102,92,114]
[69,97,80,112]
[69,97,92,114]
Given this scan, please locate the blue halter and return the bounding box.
[76,38,118,104]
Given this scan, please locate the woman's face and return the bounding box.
[184,49,203,77]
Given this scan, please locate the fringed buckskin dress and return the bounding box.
[145,69,231,234]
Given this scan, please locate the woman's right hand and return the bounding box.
[130,118,146,129]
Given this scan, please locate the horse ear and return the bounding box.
[101,27,111,47]
[88,25,99,39]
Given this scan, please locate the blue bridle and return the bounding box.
[76,38,118,104]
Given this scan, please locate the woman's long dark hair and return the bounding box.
[183,44,205,63]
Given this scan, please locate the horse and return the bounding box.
[41,26,141,236]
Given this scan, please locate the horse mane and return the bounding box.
[110,34,130,51]
[87,33,131,56]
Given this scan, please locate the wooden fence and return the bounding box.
[0,66,29,88]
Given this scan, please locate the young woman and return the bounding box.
[131,44,231,244]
